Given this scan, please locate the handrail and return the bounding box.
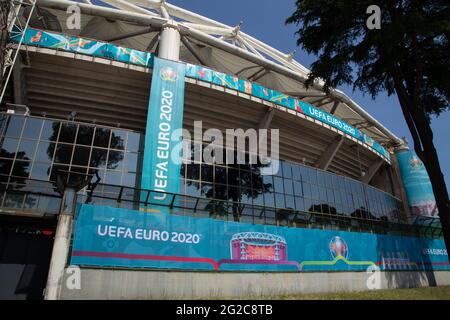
[0,177,442,238]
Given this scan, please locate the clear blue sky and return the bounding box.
[169,0,450,188]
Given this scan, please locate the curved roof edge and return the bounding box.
[37,0,405,147]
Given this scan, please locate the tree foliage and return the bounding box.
[286,0,449,117]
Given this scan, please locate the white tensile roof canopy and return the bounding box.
[36,0,404,147]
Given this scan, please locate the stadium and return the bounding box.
[0,0,448,300]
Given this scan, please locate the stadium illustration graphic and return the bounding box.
[230,232,287,261]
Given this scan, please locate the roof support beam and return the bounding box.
[235,65,260,76]
[258,107,275,129]
[181,35,207,66]
[316,98,332,107]
[249,67,266,81]
[329,100,339,114]
[285,91,326,98]
[146,32,160,51]
[252,70,269,81]
[13,54,27,105]
[104,26,158,41]
[362,158,385,184]
[310,96,328,106]
[315,135,344,170]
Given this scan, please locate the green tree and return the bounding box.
[286,0,450,255]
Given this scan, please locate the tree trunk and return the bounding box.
[409,107,450,261]
[393,69,450,261]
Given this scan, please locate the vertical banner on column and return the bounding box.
[141,57,186,213]
[396,150,438,217]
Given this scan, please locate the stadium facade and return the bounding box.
[0,0,448,299]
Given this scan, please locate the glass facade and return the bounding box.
[179,143,404,224]
[0,114,143,189]
[0,114,405,225]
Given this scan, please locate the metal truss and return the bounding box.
[0,0,36,105]
[101,0,310,76]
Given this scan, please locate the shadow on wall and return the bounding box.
[375,232,437,289]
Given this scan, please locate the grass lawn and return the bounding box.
[273,286,450,300]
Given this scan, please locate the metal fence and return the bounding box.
[0,176,443,238]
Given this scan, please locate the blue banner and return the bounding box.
[396,150,438,217]
[71,204,449,271]
[140,57,186,213]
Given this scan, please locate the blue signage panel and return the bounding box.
[71,204,449,271]
[396,150,438,217]
[140,57,186,213]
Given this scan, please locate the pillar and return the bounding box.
[158,21,180,61]
[44,188,77,300]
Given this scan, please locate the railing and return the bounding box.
[0,178,61,216]
[0,177,443,238]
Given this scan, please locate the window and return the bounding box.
[105,170,121,185]
[22,118,43,139]
[274,176,284,193]
[72,146,91,166]
[5,116,24,137]
[110,129,126,150]
[76,125,94,145]
[127,132,142,153]
[0,159,13,176]
[107,150,124,170]
[17,139,37,160]
[53,144,73,164]
[0,114,406,228]
[35,142,54,163]
[1,138,19,156]
[123,152,138,173]
[94,128,110,148]
[90,148,107,168]
[59,123,77,143]
[40,120,59,142]
[284,178,294,195]
[30,162,50,180]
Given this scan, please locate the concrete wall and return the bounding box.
[59,268,450,299]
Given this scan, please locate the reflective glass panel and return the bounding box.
[22,117,43,139]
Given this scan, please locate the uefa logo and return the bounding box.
[329,236,348,259]
[160,66,178,82]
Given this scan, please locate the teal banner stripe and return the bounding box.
[140,57,186,213]
[11,27,154,68]
[71,204,449,272]
[15,27,389,162]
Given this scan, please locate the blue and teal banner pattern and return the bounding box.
[13,27,390,162]
[396,150,438,217]
[11,27,154,67]
[140,57,186,213]
[71,204,449,271]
